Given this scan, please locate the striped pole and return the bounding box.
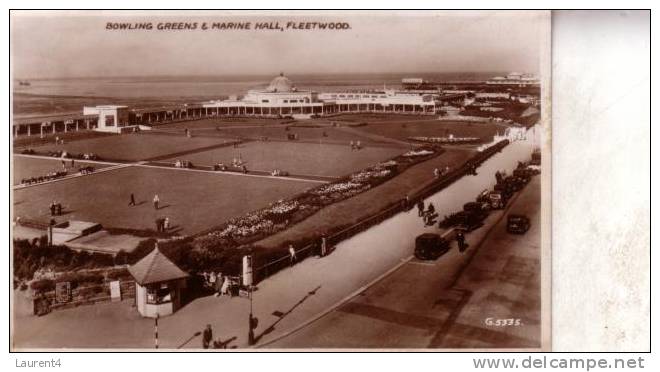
[154,314,159,349]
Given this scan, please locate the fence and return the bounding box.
[37,280,136,313]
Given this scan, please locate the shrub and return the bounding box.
[30,279,55,293]
[106,268,131,281]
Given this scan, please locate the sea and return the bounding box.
[12,72,499,118]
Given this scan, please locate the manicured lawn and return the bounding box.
[32,133,233,161]
[13,166,317,235]
[255,147,477,250]
[12,156,113,185]
[351,120,504,143]
[163,141,404,177]
[168,125,382,145]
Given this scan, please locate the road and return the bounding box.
[265,176,542,349]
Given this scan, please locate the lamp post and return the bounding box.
[248,286,255,345]
[245,253,256,346]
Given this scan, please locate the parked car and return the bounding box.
[463,201,490,212]
[455,210,488,232]
[476,189,490,203]
[488,191,506,209]
[507,214,531,234]
[414,233,450,260]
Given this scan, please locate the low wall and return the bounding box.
[36,280,136,313]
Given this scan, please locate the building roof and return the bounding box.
[13,113,98,126]
[267,73,294,93]
[128,247,189,285]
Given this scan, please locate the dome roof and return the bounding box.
[267,73,294,92]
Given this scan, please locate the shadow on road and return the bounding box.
[177,331,202,349]
[254,285,321,344]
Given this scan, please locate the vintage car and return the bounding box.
[488,191,507,209]
[414,233,450,260]
[507,214,531,234]
[463,201,491,212]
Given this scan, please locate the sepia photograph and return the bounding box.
[9,10,551,351]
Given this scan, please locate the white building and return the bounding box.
[82,105,130,133]
[201,74,437,118]
[486,72,540,87]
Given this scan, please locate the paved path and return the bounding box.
[266,176,541,349]
[13,153,330,190]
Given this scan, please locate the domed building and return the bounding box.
[266,73,296,93]
[202,73,335,118]
[200,73,437,119]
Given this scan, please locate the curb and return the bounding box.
[256,255,414,348]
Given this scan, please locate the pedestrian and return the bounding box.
[427,202,435,215]
[433,168,440,178]
[50,201,56,216]
[356,140,361,150]
[56,203,62,216]
[202,324,213,349]
[215,273,223,297]
[417,201,425,217]
[155,218,162,232]
[209,271,216,290]
[320,236,327,257]
[70,158,75,167]
[55,136,59,145]
[349,140,355,150]
[153,194,160,210]
[220,275,230,296]
[61,159,66,169]
[163,217,170,231]
[128,193,136,206]
[242,165,248,174]
[289,244,297,266]
[457,231,468,252]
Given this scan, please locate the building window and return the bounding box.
[262,100,269,103]
[146,283,173,304]
[104,115,115,127]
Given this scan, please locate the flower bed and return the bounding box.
[403,149,435,157]
[85,144,446,282]
[408,136,480,144]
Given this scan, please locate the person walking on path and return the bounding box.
[220,275,230,296]
[320,236,328,257]
[209,271,217,290]
[289,244,297,267]
[417,201,425,217]
[153,194,160,210]
[457,231,468,252]
[128,193,136,206]
[163,217,170,231]
[202,324,213,349]
[215,273,223,297]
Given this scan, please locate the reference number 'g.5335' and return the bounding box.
[484,318,522,327]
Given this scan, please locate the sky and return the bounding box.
[11,10,549,79]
